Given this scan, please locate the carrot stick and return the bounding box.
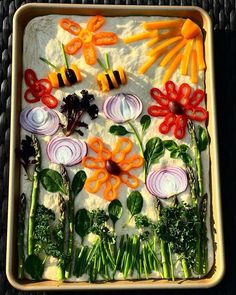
[138,48,165,74]
[147,36,182,57]
[180,40,193,75]
[162,54,182,84]
[123,30,158,44]
[144,19,184,30]
[146,28,181,47]
[196,34,206,70]
[146,36,159,47]
[191,49,198,84]
[160,38,187,67]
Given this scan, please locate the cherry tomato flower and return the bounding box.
[148,80,208,139]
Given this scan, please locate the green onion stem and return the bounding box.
[104,53,110,70]
[39,57,58,70]
[168,243,175,281]
[61,43,69,69]
[97,58,108,72]
[181,257,189,279]
[160,239,170,279]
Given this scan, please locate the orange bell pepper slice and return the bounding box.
[93,32,118,46]
[70,64,82,82]
[181,19,201,40]
[87,15,105,32]
[119,154,144,171]
[48,72,59,88]
[60,66,70,86]
[82,156,105,169]
[64,38,83,55]
[79,29,93,44]
[120,171,139,189]
[83,43,97,65]
[88,137,111,160]
[112,138,133,163]
[84,169,109,193]
[104,175,121,201]
[59,18,81,35]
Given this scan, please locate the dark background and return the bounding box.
[0,0,235,294]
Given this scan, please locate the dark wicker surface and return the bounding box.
[0,1,236,294]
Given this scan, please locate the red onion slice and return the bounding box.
[146,167,188,199]
[103,93,143,123]
[20,106,59,136]
[47,136,87,166]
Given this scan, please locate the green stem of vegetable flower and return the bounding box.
[187,120,203,197]
[97,58,108,72]
[61,43,69,69]
[160,239,170,279]
[168,243,175,281]
[127,121,146,180]
[181,257,189,279]
[104,53,110,70]
[27,134,41,256]
[39,57,58,70]
[17,193,26,279]
[60,165,73,279]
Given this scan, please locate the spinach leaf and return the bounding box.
[170,149,181,159]
[163,140,178,151]
[179,144,189,152]
[72,171,87,196]
[198,126,208,152]
[39,169,66,194]
[108,199,123,225]
[180,153,193,166]
[24,254,44,280]
[109,125,130,136]
[144,137,164,171]
[75,209,91,239]
[127,191,143,218]
[140,115,151,133]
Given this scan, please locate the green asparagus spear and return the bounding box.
[187,120,204,197]
[57,194,66,280]
[17,193,26,279]
[28,134,41,256]
[60,165,73,279]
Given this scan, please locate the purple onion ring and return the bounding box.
[146,167,188,199]
[47,136,87,166]
[20,106,59,136]
[103,93,143,123]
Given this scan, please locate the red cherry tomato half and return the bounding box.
[41,94,58,109]
[24,69,38,87]
[24,88,41,103]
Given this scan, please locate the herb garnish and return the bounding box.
[60,90,99,136]
[20,135,37,180]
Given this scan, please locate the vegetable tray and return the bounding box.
[6,3,224,290]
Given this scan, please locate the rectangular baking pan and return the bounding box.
[6,3,225,290]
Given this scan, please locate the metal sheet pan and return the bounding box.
[6,3,225,290]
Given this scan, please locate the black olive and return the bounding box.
[66,69,77,85]
[105,73,114,90]
[169,101,184,115]
[57,73,65,87]
[105,160,121,175]
[113,70,121,85]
